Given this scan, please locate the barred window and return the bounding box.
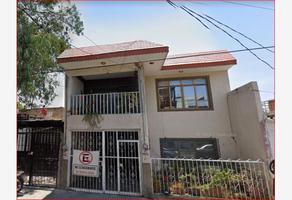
[160,138,219,159]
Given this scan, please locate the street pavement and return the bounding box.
[17,186,228,199]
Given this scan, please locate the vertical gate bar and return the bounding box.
[98,94,100,114]
[129,93,131,114]
[225,161,233,199]
[85,95,87,115]
[220,160,228,199]
[70,132,73,188]
[102,94,105,114]
[191,159,197,196]
[117,140,120,192]
[106,94,108,114]
[130,142,134,193]
[81,95,84,115]
[76,95,78,115]
[72,96,74,115]
[108,93,110,115]
[228,161,236,199]
[244,162,256,198]
[85,132,88,189]
[113,93,116,114]
[86,95,88,114]
[239,162,248,200]
[102,131,105,192]
[97,94,99,114]
[77,131,81,189]
[80,95,83,115]
[76,96,78,115]
[125,93,127,114]
[187,159,193,196]
[75,131,78,188]
[75,96,77,115]
[77,96,80,115]
[81,95,83,115]
[89,95,92,114]
[234,161,243,199]
[94,131,96,190]
[136,92,139,113]
[95,94,97,114]
[121,93,124,114]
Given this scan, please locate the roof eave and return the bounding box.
[57,46,169,64]
[161,59,237,71]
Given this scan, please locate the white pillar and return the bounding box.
[137,64,153,196]
[137,65,151,163]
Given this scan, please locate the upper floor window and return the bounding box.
[156,77,213,111]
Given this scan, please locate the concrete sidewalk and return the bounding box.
[17,187,233,199]
[17,187,150,199]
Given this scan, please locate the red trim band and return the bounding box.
[57,46,169,64]
[161,59,237,70]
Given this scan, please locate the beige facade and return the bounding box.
[227,81,273,162]
[145,71,238,159]
[57,40,272,196]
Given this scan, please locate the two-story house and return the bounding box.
[57,40,240,196]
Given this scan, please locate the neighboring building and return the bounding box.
[19,107,65,120]
[263,99,275,159]
[56,40,272,196]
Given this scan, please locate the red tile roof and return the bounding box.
[57,40,169,64]
[162,50,237,70]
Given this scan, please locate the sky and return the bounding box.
[49,1,274,107]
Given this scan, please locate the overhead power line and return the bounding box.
[166,1,274,70]
[63,46,274,72]
[224,1,274,11]
[203,14,274,53]
[167,0,210,29]
[21,45,274,76]
[83,35,98,46]
[182,5,274,70]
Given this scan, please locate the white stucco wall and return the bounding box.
[66,76,84,110]
[145,71,238,159]
[266,118,275,159]
[227,81,272,162]
[67,114,142,130]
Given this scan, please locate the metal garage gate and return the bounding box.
[17,120,62,187]
[69,130,141,195]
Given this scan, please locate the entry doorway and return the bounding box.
[69,130,141,195]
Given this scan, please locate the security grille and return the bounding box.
[17,122,62,187]
[70,130,141,195]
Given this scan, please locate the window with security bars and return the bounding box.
[160,138,219,159]
[156,77,213,111]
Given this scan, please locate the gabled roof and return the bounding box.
[57,40,169,64]
[162,50,237,70]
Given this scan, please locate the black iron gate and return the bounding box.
[17,120,63,187]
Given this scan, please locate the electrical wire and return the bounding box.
[203,14,274,53]
[63,46,274,72]
[166,1,274,70]
[224,1,274,11]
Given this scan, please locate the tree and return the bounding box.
[17,0,84,108]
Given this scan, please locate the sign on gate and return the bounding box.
[72,150,99,177]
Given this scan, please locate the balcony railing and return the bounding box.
[71,91,140,115]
